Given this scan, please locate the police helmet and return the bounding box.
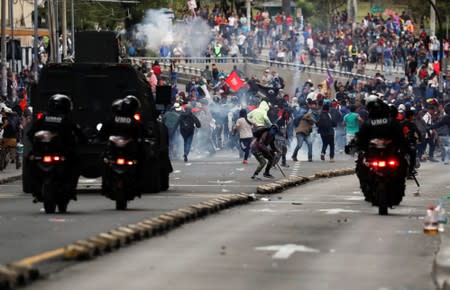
[120,95,141,117]
[48,94,72,114]
[111,99,123,114]
[367,98,389,119]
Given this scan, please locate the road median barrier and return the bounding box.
[0,265,19,290]
[315,168,355,178]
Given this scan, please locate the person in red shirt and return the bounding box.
[151,61,162,80]
[418,64,429,83]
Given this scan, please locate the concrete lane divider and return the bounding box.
[256,168,355,195]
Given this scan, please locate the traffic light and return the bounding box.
[6,39,21,61]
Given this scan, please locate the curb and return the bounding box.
[0,175,22,185]
[0,167,355,289]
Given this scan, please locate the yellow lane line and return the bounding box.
[16,248,65,267]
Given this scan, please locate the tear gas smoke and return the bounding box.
[134,9,214,57]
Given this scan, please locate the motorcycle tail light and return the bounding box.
[115,158,136,166]
[133,113,141,122]
[36,112,44,120]
[370,159,398,168]
[42,155,64,163]
[388,159,398,167]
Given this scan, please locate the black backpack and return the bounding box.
[179,114,194,133]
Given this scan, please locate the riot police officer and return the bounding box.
[27,94,84,200]
[351,96,407,153]
[98,95,144,142]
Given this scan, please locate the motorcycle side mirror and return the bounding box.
[96,123,103,131]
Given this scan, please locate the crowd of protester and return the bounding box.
[153,51,449,175]
[127,6,450,77]
[1,5,450,175]
[128,6,450,179]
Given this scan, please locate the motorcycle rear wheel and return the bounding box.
[57,200,69,213]
[376,183,388,215]
[42,183,56,214]
[115,199,127,210]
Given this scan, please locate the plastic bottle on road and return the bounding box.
[437,199,448,233]
[424,206,439,235]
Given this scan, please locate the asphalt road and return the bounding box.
[0,150,353,265]
[23,161,448,290]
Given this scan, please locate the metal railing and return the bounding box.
[128,56,391,81]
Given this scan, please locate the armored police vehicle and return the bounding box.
[23,31,172,194]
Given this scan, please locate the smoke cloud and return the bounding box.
[134,9,214,57]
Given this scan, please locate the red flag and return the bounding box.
[225,71,245,92]
[19,90,27,112]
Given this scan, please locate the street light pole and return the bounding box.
[71,0,74,56]
[61,0,66,59]
[9,0,15,73]
[33,0,38,82]
[1,0,7,97]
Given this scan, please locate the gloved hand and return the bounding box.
[345,144,355,155]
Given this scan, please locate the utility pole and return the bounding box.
[71,0,74,56]
[48,0,57,63]
[246,0,251,32]
[9,0,15,73]
[33,0,38,81]
[430,0,436,36]
[55,0,60,62]
[61,0,66,59]
[1,0,7,97]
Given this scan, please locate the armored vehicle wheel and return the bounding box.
[22,159,33,193]
[160,171,169,191]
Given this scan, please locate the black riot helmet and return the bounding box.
[48,94,72,115]
[111,99,123,115]
[120,95,141,117]
[366,96,389,119]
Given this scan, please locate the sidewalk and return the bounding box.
[0,165,22,184]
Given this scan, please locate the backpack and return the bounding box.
[351,46,356,53]
[179,114,194,133]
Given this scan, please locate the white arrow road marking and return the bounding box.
[208,180,236,184]
[342,196,364,201]
[255,244,320,259]
[250,208,277,213]
[318,208,360,215]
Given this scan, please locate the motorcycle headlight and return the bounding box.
[34,130,57,143]
[109,136,131,147]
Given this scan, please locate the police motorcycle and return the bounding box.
[346,97,408,215]
[27,94,82,214]
[100,96,144,210]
